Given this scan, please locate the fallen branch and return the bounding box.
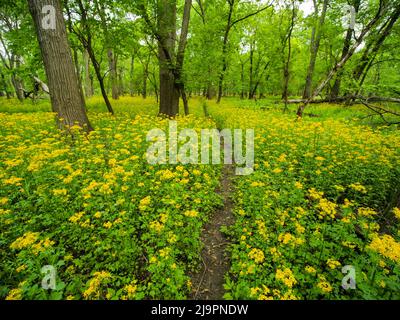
[360,100,400,125]
[286,95,400,104]
[33,76,50,94]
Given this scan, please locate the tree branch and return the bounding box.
[230,3,272,28]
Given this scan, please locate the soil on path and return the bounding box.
[190,164,236,300]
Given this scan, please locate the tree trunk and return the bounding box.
[84,40,114,114]
[118,67,124,95]
[330,0,361,99]
[74,0,114,114]
[240,61,245,99]
[28,0,92,131]
[0,71,10,98]
[150,69,159,103]
[83,49,93,97]
[217,2,234,104]
[158,0,179,116]
[353,5,400,82]
[296,2,388,117]
[142,64,148,99]
[175,0,192,115]
[108,49,119,100]
[130,54,135,97]
[303,0,328,99]
[11,58,24,101]
[248,41,254,99]
[72,46,86,104]
[11,74,24,101]
[282,2,296,110]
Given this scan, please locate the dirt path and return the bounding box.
[190,164,235,300]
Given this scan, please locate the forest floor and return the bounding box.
[1,97,400,300]
[190,164,235,300]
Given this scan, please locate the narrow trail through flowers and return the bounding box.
[190,164,235,300]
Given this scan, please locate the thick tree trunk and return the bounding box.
[28,0,92,131]
[303,0,328,99]
[158,0,179,116]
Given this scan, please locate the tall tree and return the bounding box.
[303,0,329,99]
[138,0,192,116]
[83,49,93,97]
[297,0,393,117]
[67,0,114,115]
[353,4,400,88]
[28,0,92,131]
[282,1,297,110]
[330,0,361,99]
[216,0,272,103]
[95,0,119,100]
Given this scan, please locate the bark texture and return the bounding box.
[28,0,92,131]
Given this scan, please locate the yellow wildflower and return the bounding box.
[248,248,265,264]
[10,232,39,250]
[368,235,400,262]
[5,288,22,300]
[327,259,341,270]
[184,210,199,218]
[276,268,297,288]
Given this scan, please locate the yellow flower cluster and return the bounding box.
[317,276,333,294]
[368,235,400,263]
[124,283,137,299]
[69,212,85,223]
[256,220,268,239]
[317,198,337,220]
[305,266,316,274]
[157,169,176,180]
[184,210,199,218]
[308,188,324,200]
[32,238,55,255]
[10,232,39,250]
[139,196,151,211]
[327,259,341,270]
[278,233,304,246]
[358,207,378,218]
[83,271,112,299]
[393,207,400,220]
[52,189,68,196]
[248,248,265,264]
[5,288,22,300]
[275,268,297,288]
[349,183,368,194]
[3,176,23,186]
